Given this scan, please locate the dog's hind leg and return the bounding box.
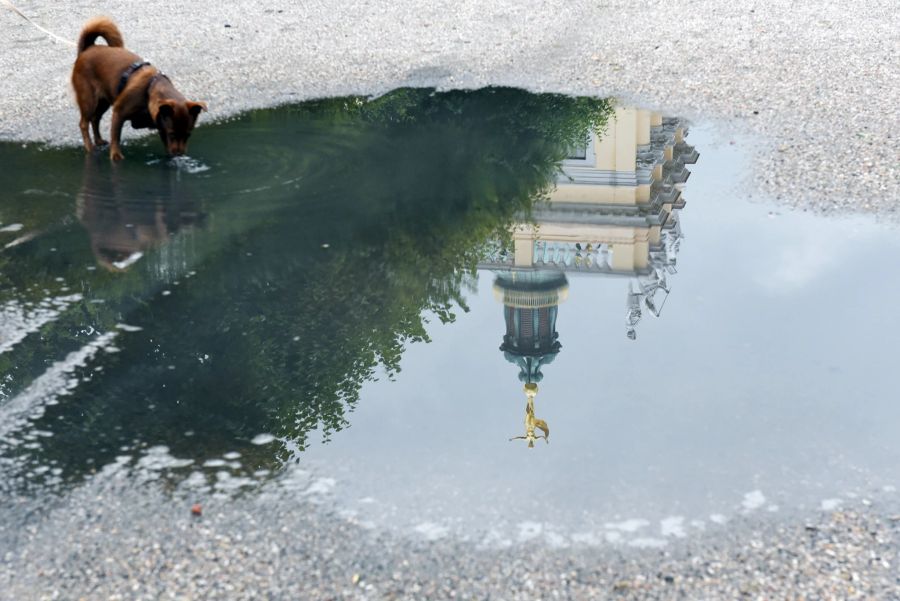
[92,99,110,146]
[79,115,94,153]
[72,77,98,152]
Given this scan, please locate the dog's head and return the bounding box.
[154,100,206,156]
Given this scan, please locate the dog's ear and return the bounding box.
[187,101,207,117]
[154,100,176,122]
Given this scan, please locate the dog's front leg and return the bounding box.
[109,110,126,161]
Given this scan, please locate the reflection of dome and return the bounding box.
[493,271,568,384]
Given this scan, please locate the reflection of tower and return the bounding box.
[480,107,698,340]
[493,271,568,447]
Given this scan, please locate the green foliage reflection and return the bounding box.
[0,88,612,477]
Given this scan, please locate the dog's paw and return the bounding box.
[109,148,125,161]
[95,139,109,147]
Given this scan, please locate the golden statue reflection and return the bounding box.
[509,382,549,447]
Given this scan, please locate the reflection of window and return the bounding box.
[538,309,551,338]
[520,309,534,338]
[566,144,587,160]
[564,134,592,163]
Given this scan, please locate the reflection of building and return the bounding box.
[494,271,567,448]
[486,108,698,448]
[481,107,698,340]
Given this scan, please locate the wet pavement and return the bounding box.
[1,88,900,599]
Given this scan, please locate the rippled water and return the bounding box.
[1,88,898,548]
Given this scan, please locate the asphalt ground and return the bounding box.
[1,0,898,214]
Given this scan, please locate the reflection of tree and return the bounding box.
[0,88,613,477]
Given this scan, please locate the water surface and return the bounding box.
[1,88,898,548]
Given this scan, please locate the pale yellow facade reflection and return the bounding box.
[501,106,697,275]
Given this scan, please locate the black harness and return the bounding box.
[116,60,152,97]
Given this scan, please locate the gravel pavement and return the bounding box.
[3,2,900,598]
[2,471,900,600]
[1,0,898,214]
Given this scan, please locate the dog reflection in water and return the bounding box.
[76,157,205,271]
[509,383,549,448]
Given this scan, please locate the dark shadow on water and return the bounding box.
[0,88,615,486]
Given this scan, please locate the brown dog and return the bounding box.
[71,17,206,161]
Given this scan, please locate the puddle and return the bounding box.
[1,88,899,547]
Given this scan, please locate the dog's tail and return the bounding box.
[77,17,124,54]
